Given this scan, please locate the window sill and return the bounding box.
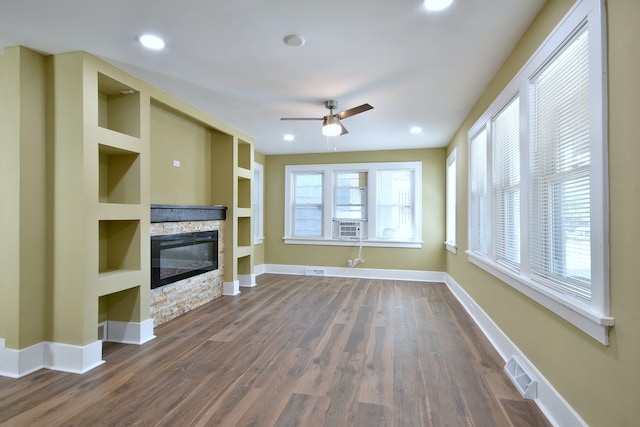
[445,241,457,254]
[466,250,614,345]
[284,237,422,249]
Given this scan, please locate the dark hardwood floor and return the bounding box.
[0,274,551,426]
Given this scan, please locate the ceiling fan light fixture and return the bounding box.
[322,116,342,137]
[422,0,453,12]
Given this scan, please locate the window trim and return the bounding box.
[445,148,457,253]
[253,162,264,245]
[466,0,612,344]
[284,161,422,248]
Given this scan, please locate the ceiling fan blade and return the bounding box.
[280,117,323,121]
[336,103,374,120]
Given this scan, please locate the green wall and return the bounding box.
[150,102,212,205]
[264,148,446,272]
[0,46,49,348]
[446,0,640,425]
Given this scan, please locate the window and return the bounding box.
[492,96,521,270]
[466,0,611,344]
[292,172,323,237]
[253,162,264,244]
[445,148,457,253]
[335,171,367,219]
[284,162,422,248]
[469,129,488,255]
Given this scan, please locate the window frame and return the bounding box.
[466,0,612,344]
[253,162,264,245]
[445,148,457,253]
[284,161,422,248]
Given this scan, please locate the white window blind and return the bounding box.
[492,96,521,270]
[465,0,610,344]
[470,129,488,255]
[530,26,591,301]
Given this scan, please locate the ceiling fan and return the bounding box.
[281,100,374,137]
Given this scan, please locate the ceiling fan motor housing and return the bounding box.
[324,100,338,111]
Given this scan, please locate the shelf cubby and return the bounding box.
[238,139,252,170]
[237,216,252,247]
[237,176,252,209]
[99,219,141,274]
[98,72,140,138]
[99,144,141,204]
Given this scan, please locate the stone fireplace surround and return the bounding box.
[150,205,226,326]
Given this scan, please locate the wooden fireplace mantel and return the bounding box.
[150,204,227,223]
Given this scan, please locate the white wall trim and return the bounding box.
[239,274,257,287]
[106,319,156,345]
[262,264,446,283]
[1,321,155,378]
[223,280,241,296]
[254,264,266,276]
[45,340,104,375]
[0,339,46,378]
[444,273,588,427]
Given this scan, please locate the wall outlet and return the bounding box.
[347,260,353,267]
[173,160,181,167]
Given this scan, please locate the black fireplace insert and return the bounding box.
[151,230,218,289]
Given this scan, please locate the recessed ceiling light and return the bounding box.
[422,0,454,12]
[410,126,423,134]
[283,34,305,47]
[138,34,165,50]
[283,134,295,141]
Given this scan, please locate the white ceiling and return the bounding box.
[0,0,545,155]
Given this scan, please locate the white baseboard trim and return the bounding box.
[261,263,446,283]
[0,339,46,378]
[253,264,266,276]
[1,320,156,378]
[239,274,257,287]
[223,280,241,296]
[106,319,156,345]
[443,273,587,427]
[45,340,104,375]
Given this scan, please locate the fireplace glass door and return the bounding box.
[151,231,218,289]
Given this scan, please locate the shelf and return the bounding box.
[236,245,253,258]
[236,207,252,218]
[99,144,141,204]
[97,127,141,152]
[99,220,141,274]
[237,167,252,180]
[97,270,143,297]
[98,73,140,138]
[97,203,142,220]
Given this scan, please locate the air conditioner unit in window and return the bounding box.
[337,221,362,239]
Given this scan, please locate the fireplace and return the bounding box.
[151,230,218,289]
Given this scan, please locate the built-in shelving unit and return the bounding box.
[51,52,151,358]
[48,50,253,369]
